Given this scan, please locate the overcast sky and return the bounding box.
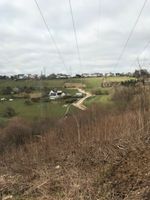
[0,0,150,75]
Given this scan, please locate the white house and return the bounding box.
[75,92,83,97]
[1,97,7,101]
[17,74,26,80]
[56,74,69,79]
[49,90,66,100]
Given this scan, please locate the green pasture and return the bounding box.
[0,99,67,120]
[0,79,65,90]
[81,76,135,90]
[0,76,134,91]
[84,95,113,107]
[0,76,134,121]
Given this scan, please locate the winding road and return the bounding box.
[62,88,93,118]
[72,88,92,110]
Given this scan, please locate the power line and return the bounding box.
[138,40,150,59]
[68,0,82,68]
[115,0,148,68]
[130,39,150,69]
[33,0,66,68]
[136,40,150,68]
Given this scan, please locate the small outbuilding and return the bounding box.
[1,97,7,101]
[49,90,66,100]
[75,92,83,97]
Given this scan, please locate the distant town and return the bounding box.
[0,69,149,80]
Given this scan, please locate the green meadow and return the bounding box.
[0,76,134,122]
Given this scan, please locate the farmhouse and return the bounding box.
[82,73,90,78]
[17,74,26,80]
[56,74,70,79]
[91,73,103,77]
[105,72,115,77]
[49,90,66,100]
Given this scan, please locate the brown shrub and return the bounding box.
[0,118,32,153]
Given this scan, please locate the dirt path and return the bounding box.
[72,88,92,110]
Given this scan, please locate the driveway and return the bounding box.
[72,88,92,110]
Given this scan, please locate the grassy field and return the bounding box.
[0,99,67,120]
[82,76,135,107]
[81,76,134,90]
[0,79,65,89]
[0,76,134,121]
[0,76,134,90]
[84,95,112,107]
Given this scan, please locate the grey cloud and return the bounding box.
[0,0,150,75]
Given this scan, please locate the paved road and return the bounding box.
[72,88,92,110]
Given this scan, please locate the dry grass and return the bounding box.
[64,83,86,88]
[0,86,150,199]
